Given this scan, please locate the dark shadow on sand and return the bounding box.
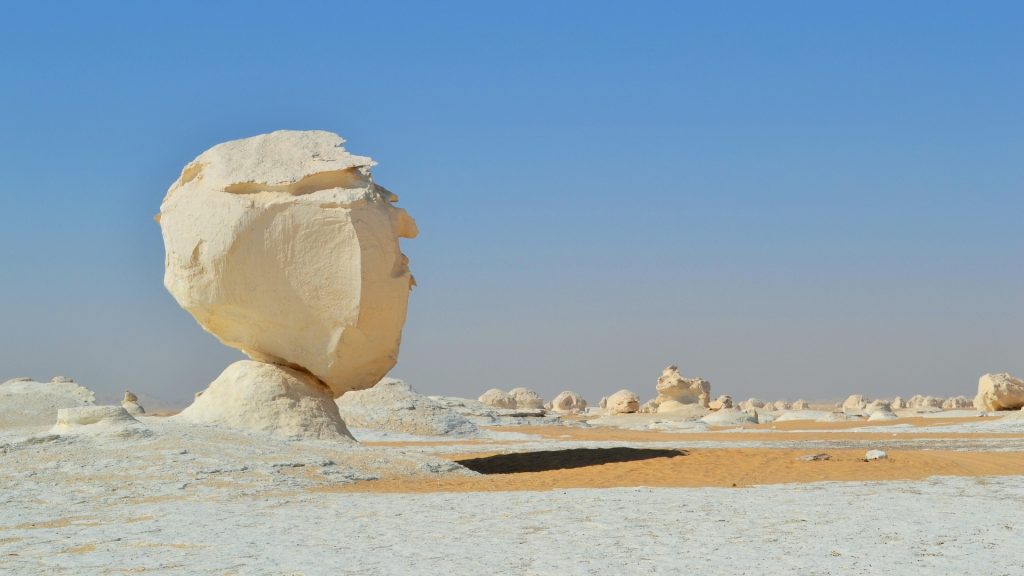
[456,448,688,475]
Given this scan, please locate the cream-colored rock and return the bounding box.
[655,365,710,408]
[159,130,417,397]
[791,399,810,410]
[772,400,790,411]
[974,373,1024,411]
[174,361,353,441]
[508,387,545,410]
[868,410,898,421]
[708,395,733,410]
[478,389,517,409]
[891,396,906,410]
[842,395,868,412]
[550,391,587,414]
[121,390,145,416]
[599,396,608,409]
[942,396,972,410]
[739,398,765,411]
[0,378,95,429]
[605,389,640,414]
[638,399,658,413]
[50,406,144,436]
[335,379,479,437]
[655,401,710,419]
[700,408,757,426]
[864,400,892,415]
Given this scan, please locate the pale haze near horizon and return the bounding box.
[1,3,1021,407]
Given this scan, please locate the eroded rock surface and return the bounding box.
[974,373,1024,411]
[654,365,710,409]
[550,391,588,414]
[159,130,417,397]
[336,379,480,438]
[605,390,640,414]
[0,378,95,428]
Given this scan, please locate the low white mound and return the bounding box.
[550,391,587,414]
[0,378,96,428]
[791,399,810,410]
[708,395,733,410]
[175,361,353,441]
[508,387,545,410]
[842,394,869,412]
[864,400,892,415]
[50,405,145,436]
[700,408,757,426]
[774,410,847,423]
[974,373,1024,411]
[478,388,516,409]
[336,379,480,438]
[868,410,899,421]
[428,395,561,426]
[605,389,640,414]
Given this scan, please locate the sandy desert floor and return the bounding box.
[2,412,1023,575]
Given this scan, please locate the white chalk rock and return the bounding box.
[0,378,95,428]
[772,400,790,411]
[791,399,810,410]
[478,388,517,409]
[868,410,898,421]
[864,449,888,461]
[175,361,353,441]
[942,395,972,410]
[605,389,640,414]
[336,379,479,437]
[739,398,765,411]
[700,408,758,426]
[599,396,608,409]
[121,390,145,416]
[508,387,545,410]
[655,365,710,408]
[50,406,144,436]
[890,396,907,410]
[655,401,710,418]
[159,130,417,397]
[708,395,733,410]
[864,400,892,415]
[974,373,1024,411]
[550,391,588,414]
[842,395,869,412]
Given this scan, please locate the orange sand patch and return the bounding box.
[319,448,1024,493]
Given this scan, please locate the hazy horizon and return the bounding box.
[2,2,1021,407]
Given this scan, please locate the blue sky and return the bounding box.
[1,2,1021,406]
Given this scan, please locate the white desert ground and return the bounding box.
[3,131,1023,575]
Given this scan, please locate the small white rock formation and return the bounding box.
[974,373,1024,411]
[772,400,790,411]
[550,391,588,414]
[121,390,145,416]
[739,398,765,411]
[907,395,943,409]
[791,399,810,410]
[868,410,898,421]
[605,389,640,414]
[638,399,658,413]
[508,387,545,410]
[478,388,517,409]
[842,395,868,412]
[864,400,892,415]
[335,379,479,437]
[700,408,757,426]
[708,395,733,410]
[0,377,95,428]
[891,396,907,410]
[175,361,353,441]
[50,376,75,383]
[942,396,972,410]
[599,396,608,409]
[50,406,144,436]
[654,365,710,410]
[864,449,888,461]
[159,130,417,398]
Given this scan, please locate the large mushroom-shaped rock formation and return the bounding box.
[974,373,1024,411]
[159,131,416,437]
[160,130,417,398]
[653,365,711,412]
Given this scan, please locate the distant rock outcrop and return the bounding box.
[974,373,1024,411]
[654,365,710,410]
[336,379,480,437]
[478,389,517,409]
[550,391,587,414]
[605,389,640,414]
[122,390,145,416]
[508,388,545,410]
[0,377,95,428]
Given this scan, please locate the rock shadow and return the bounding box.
[455,447,687,475]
